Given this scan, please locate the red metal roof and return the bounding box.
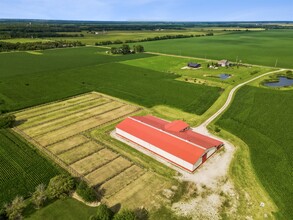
[132,115,223,149]
[164,120,189,132]
[116,115,223,164]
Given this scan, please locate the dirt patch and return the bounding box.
[171,127,238,219]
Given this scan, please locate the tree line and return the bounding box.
[0,40,85,52]
[110,44,144,55]
[0,31,84,40]
[95,33,213,46]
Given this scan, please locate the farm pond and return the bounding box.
[219,73,231,80]
[264,76,293,87]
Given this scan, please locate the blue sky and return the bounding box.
[0,0,292,21]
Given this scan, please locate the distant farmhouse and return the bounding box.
[187,62,201,69]
[116,115,223,172]
[218,60,230,67]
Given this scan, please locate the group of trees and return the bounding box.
[1,175,75,219]
[0,40,85,52]
[0,174,148,220]
[0,32,84,40]
[89,204,148,220]
[95,33,214,46]
[0,114,15,129]
[76,181,98,202]
[110,44,144,55]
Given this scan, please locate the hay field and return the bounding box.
[14,93,173,209]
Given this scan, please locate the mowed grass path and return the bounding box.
[0,47,220,115]
[135,30,293,69]
[216,86,293,219]
[0,129,61,205]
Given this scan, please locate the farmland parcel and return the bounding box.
[0,47,220,115]
[134,30,293,69]
[216,86,293,219]
[0,129,61,205]
[14,93,174,209]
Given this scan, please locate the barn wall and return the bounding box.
[116,128,194,171]
[192,157,202,170]
[207,147,217,158]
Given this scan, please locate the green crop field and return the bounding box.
[216,86,293,219]
[0,129,61,205]
[0,47,220,115]
[133,30,293,69]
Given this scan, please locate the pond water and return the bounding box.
[264,76,293,87]
[219,73,231,80]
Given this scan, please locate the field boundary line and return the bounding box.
[22,100,114,131]
[103,168,146,199]
[54,140,92,156]
[81,154,121,176]
[92,163,134,188]
[66,147,106,166]
[87,132,145,171]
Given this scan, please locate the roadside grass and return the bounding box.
[216,85,293,219]
[130,30,293,69]
[0,129,62,205]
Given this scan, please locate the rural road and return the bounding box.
[195,68,285,132]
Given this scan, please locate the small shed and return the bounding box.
[188,62,201,68]
[218,60,230,67]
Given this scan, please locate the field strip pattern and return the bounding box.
[104,172,167,207]
[46,135,89,154]
[14,93,147,200]
[22,101,119,137]
[18,97,110,129]
[15,93,98,119]
[70,148,119,175]
[85,156,133,186]
[100,165,145,198]
[34,105,138,146]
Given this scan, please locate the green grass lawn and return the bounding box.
[25,198,97,220]
[0,47,220,115]
[132,30,293,69]
[122,55,272,86]
[216,86,293,219]
[0,129,61,205]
